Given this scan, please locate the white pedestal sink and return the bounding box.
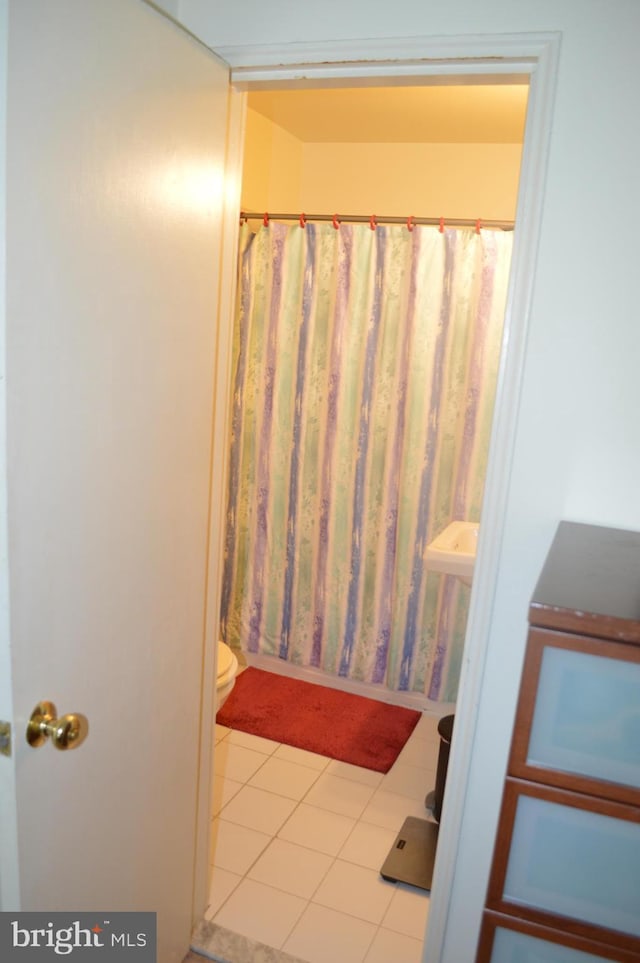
[424,521,479,586]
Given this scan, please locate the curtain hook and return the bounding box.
[299,212,307,228]
[407,215,415,232]
[263,212,270,227]
[439,216,445,234]
[369,214,377,231]
[475,218,482,234]
[332,213,340,230]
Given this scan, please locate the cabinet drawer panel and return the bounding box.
[511,629,640,801]
[476,912,640,963]
[490,927,623,963]
[503,792,640,938]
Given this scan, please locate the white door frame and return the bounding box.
[0,0,20,911]
[203,30,560,957]
[192,84,247,921]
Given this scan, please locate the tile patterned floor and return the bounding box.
[204,708,444,963]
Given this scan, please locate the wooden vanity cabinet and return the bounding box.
[476,521,640,963]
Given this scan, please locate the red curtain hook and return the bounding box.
[369,214,377,231]
[475,218,482,235]
[263,212,270,227]
[299,212,307,228]
[407,215,415,232]
[439,216,445,234]
[332,213,340,230]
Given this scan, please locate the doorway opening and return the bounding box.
[200,73,531,960]
[226,81,526,710]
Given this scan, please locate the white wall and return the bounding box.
[149,0,180,17]
[177,1,640,960]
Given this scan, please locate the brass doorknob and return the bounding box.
[26,701,89,750]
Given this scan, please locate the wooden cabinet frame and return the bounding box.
[485,777,640,956]
[509,627,640,807]
[477,910,640,963]
[475,523,640,963]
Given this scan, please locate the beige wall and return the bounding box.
[242,106,522,220]
[241,107,303,212]
[299,141,521,219]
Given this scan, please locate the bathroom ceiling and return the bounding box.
[247,84,529,145]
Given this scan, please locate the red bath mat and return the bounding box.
[216,668,421,773]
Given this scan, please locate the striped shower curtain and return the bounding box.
[220,221,512,702]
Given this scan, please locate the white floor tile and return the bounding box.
[206,719,436,959]
[273,743,332,771]
[248,756,322,800]
[395,735,439,770]
[220,784,297,836]
[283,903,377,963]
[303,773,376,819]
[325,759,384,787]
[214,741,269,783]
[278,803,356,856]
[203,866,242,919]
[312,859,396,924]
[413,712,449,742]
[210,818,271,875]
[225,729,281,755]
[213,877,306,949]
[247,837,333,899]
[380,762,432,802]
[211,775,243,817]
[382,882,431,941]
[359,788,429,831]
[339,821,397,872]
[364,926,424,963]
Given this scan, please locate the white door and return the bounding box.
[0,1,231,960]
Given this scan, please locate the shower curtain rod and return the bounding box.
[240,211,515,231]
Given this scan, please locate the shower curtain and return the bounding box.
[221,220,512,702]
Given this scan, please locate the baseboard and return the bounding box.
[241,651,455,716]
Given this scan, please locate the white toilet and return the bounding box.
[216,640,239,711]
